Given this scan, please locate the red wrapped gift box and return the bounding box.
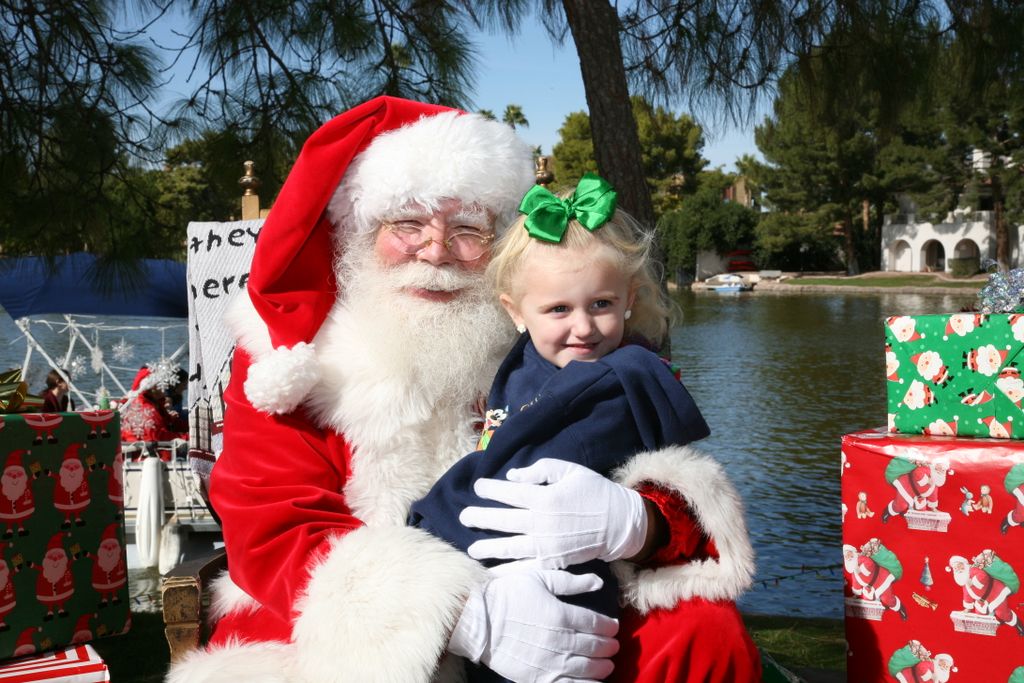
[0,644,108,682]
[841,429,1024,682]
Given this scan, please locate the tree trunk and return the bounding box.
[561,0,655,230]
[994,175,1008,270]
[844,216,860,275]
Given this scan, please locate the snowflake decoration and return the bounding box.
[111,338,135,364]
[67,355,87,380]
[90,346,105,375]
[147,357,182,392]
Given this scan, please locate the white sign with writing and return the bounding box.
[185,219,263,478]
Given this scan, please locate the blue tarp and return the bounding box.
[0,253,187,319]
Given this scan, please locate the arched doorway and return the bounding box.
[953,239,980,260]
[951,238,981,276]
[921,240,946,272]
[890,240,912,271]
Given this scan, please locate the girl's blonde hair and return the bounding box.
[487,189,672,345]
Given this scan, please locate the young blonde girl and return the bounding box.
[409,174,712,682]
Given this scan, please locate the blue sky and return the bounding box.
[150,8,763,172]
[468,24,764,173]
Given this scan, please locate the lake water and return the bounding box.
[1,288,979,617]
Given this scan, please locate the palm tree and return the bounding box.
[502,105,529,130]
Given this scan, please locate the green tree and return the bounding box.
[502,104,529,129]
[552,97,706,218]
[0,0,164,258]
[171,0,485,167]
[658,170,758,278]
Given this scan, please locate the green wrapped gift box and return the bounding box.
[0,412,128,661]
[886,313,1024,438]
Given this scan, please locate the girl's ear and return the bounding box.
[627,283,638,311]
[499,293,524,329]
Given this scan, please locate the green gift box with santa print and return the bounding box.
[0,411,128,661]
[885,313,1024,439]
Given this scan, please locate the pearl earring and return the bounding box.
[624,310,632,320]
[516,324,526,334]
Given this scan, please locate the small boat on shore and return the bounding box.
[705,273,755,293]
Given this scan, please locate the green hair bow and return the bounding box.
[518,172,618,243]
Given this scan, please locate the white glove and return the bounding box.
[460,459,647,568]
[448,567,619,682]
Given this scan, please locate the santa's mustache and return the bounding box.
[381,261,480,293]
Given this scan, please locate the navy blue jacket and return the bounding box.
[409,335,709,680]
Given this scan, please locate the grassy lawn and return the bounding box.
[783,274,982,289]
[745,614,846,672]
[86,611,846,681]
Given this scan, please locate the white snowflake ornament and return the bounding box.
[111,338,135,363]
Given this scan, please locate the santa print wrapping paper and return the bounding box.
[885,313,1024,439]
[0,413,128,662]
[842,429,1024,683]
[0,644,108,682]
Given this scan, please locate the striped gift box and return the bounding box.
[0,645,108,682]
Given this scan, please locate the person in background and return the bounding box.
[165,368,189,423]
[41,369,73,412]
[119,366,187,443]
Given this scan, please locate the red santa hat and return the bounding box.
[46,532,66,555]
[14,626,38,654]
[3,450,27,472]
[72,613,94,641]
[100,523,120,545]
[242,96,535,414]
[62,443,82,466]
[981,415,1012,437]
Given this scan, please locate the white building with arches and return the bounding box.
[882,206,1022,273]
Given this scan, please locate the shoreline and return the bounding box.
[675,275,984,297]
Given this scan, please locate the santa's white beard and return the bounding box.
[60,467,84,493]
[335,238,514,403]
[42,557,68,584]
[96,543,121,572]
[1,475,25,502]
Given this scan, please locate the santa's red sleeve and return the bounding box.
[610,446,755,613]
[207,347,484,681]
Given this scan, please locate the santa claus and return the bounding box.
[0,544,15,632]
[71,612,95,644]
[996,366,1024,407]
[888,316,923,343]
[843,540,907,620]
[0,450,36,539]
[948,549,1024,636]
[51,443,91,528]
[882,456,951,523]
[166,97,759,683]
[104,449,124,516]
[946,312,983,338]
[903,380,937,410]
[1002,463,1024,534]
[90,523,126,607]
[34,533,75,620]
[963,343,1007,376]
[912,351,950,386]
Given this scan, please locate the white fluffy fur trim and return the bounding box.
[225,291,273,358]
[291,525,485,683]
[208,570,261,623]
[327,111,534,237]
[165,639,294,683]
[610,445,756,612]
[243,342,320,415]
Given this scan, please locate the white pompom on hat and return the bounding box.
[242,96,535,415]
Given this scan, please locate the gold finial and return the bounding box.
[239,160,261,196]
[534,156,555,187]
